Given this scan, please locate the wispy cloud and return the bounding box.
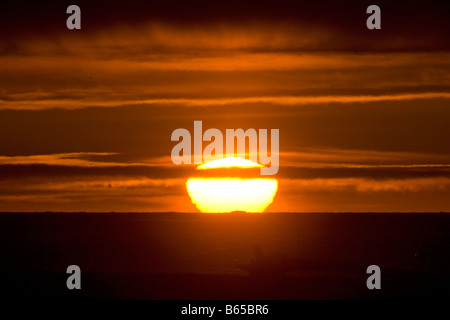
[281,177,450,193]
[0,152,126,167]
[0,153,182,167]
[281,148,450,168]
[2,93,450,110]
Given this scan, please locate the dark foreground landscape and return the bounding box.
[0,212,449,299]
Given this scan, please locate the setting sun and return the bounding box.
[187,157,278,213]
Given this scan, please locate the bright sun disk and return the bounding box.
[187,157,278,213]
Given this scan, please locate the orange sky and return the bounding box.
[0,1,449,212]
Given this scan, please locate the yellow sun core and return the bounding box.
[186,157,278,213]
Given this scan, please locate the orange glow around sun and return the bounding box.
[187,157,278,213]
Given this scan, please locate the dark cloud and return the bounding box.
[1,1,450,52]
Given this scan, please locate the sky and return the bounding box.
[0,0,449,212]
